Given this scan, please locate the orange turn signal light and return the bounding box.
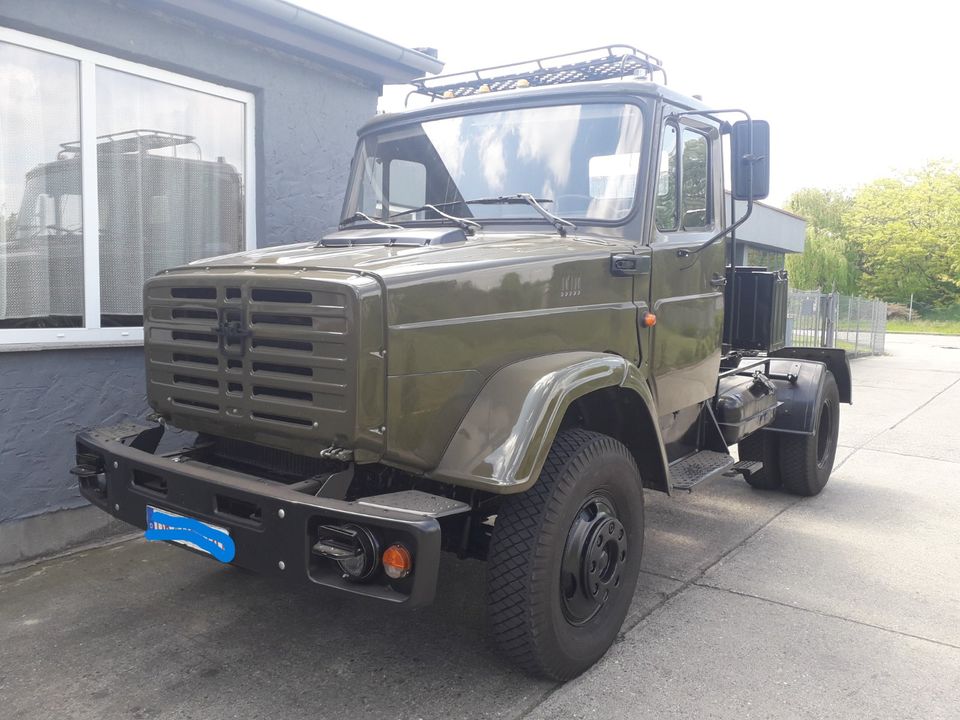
[642,312,657,327]
[382,543,413,579]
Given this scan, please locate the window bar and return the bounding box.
[79,59,101,329]
[243,98,257,251]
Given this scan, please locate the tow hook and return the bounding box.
[70,453,107,494]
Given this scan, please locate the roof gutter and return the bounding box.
[152,0,444,83]
[231,0,442,74]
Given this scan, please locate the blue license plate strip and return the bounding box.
[145,506,236,563]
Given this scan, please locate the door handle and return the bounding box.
[710,274,727,288]
[611,254,651,277]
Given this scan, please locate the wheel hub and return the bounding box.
[561,495,627,624]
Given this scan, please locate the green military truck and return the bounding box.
[72,46,850,680]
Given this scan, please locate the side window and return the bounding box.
[655,124,678,231]
[681,129,709,229]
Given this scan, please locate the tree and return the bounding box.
[784,189,859,294]
[846,163,960,307]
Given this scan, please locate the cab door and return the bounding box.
[647,115,726,416]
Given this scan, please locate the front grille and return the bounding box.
[144,271,384,457]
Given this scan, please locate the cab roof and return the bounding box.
[359,79,713,137]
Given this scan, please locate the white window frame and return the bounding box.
[0,27,256,350]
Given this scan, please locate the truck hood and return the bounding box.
[181,227,623,285]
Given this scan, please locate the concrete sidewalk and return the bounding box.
[2,334,958,719]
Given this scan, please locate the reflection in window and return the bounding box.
[358,157,384,216]
[96,68,245,326]
[0,41,83,328]
[655,124,678,231]
[681,129,709,228]
[388,159,426,212]
[589,152,640,200]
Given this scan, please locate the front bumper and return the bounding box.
[74,424,440,606]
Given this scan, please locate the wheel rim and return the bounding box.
[816,400,833,466]
[560,493,627,625]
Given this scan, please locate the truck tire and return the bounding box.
[737,432,782,490]
[780,371,840,496]
[486,429,644,681]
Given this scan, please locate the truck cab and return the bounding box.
[72,46,850,681]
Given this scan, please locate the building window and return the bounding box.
[0,28,255,346]
[0,42,83,329]
[745,246,785,270]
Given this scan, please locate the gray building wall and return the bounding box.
[0,348,147,522]
[0,0,382,528]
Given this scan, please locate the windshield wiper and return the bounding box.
[388,204,482,235]
[340,211,402,231]
[462,194,577,236]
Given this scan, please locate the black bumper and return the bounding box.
[74,424,440,607]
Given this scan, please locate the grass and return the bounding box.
[887,319,960,335]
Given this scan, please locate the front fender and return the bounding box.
[430,352,661,493]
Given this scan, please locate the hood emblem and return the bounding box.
[213,313,251,357]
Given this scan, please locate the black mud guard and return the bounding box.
[762,358,831,436]
[770,347,852,404]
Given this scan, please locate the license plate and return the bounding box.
[145,506,236,563]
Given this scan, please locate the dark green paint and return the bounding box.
[145,83,728,494]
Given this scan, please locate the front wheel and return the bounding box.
[486,429,644,680]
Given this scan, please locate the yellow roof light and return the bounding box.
[478,84,491,93]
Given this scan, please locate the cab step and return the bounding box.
[724,460,765,480]
[670,450,735,492]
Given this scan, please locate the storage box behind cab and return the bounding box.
[723,266,788,352]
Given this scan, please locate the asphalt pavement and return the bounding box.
[2,333,958,719]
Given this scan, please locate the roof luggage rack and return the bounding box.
[407,45,665,103]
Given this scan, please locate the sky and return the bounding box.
[301,0,959,208]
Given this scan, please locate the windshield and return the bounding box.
[342,103,645,226]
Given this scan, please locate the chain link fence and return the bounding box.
[785,290,887,357]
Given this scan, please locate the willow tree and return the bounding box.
[784,188,858,294]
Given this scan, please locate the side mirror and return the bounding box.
[730,120,770,201]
